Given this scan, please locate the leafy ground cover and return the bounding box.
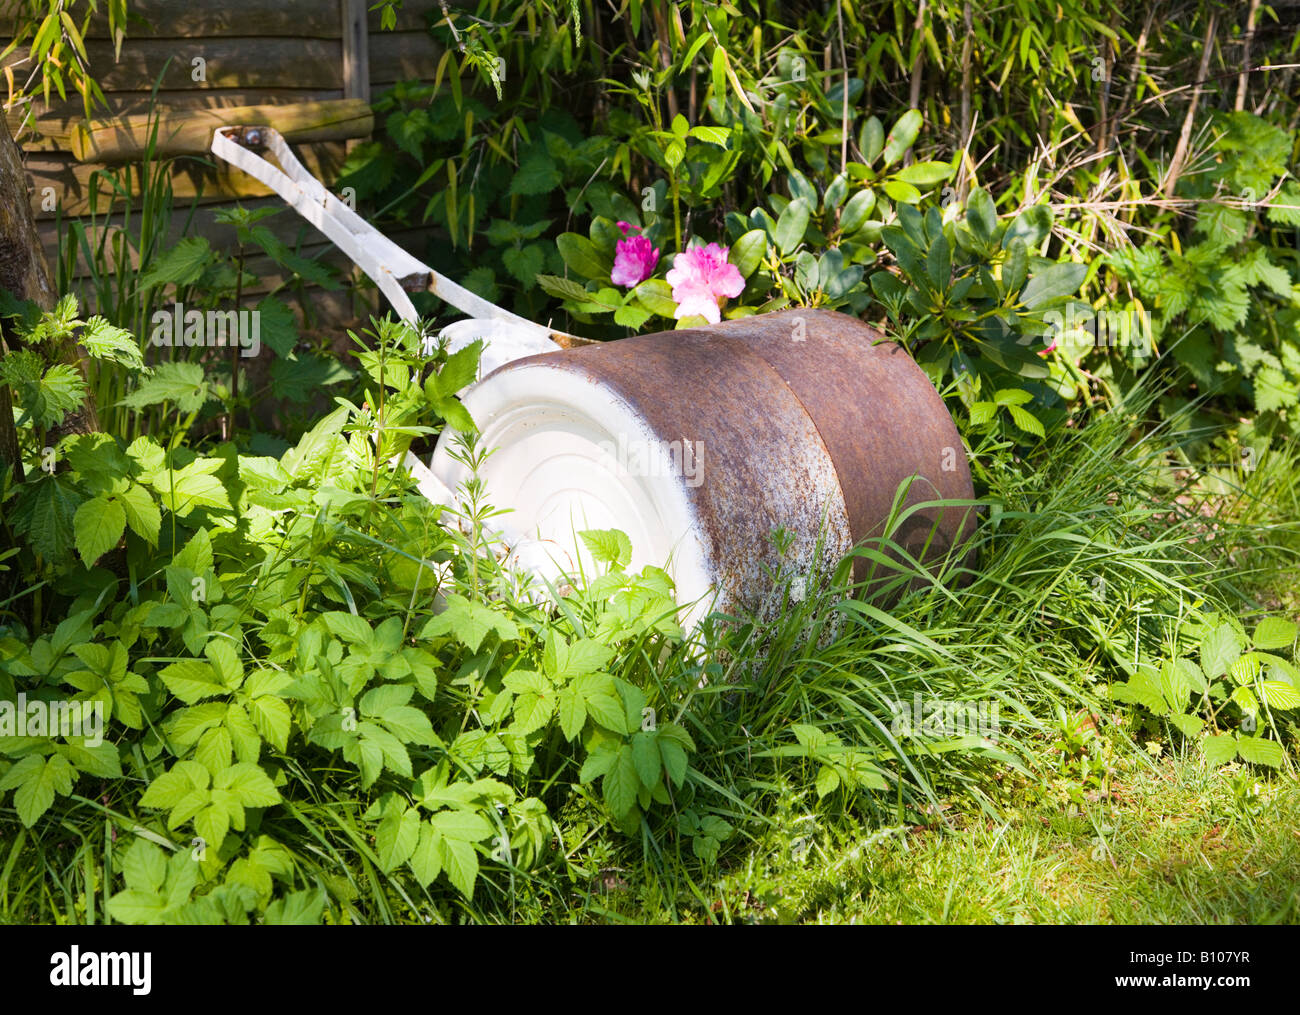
[1,1,1298,924]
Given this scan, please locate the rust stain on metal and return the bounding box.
[504,309,974,618]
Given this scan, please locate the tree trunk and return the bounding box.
[0,112,98,481]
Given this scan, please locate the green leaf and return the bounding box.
[264,887,326,925]
[1168,713,1205,738]
[216,762,281,807]
[839,189,877,235]
[120,837,168,894]
[880,109,922,168]
[244,693,289,752]
[375,705,436,745]
[254,297,298,357]
[631,732,661,788]
[730,229,768,278]
[633,278,677,316]
[882,179,922,204]
[557,685,586,741]
[1201,623,1243,679]
[556,232,612,281]
[408,823,443,887]
[1253,617,1297,651]
[511,687,555,735]
[73,494,125,566]
[1259,680,1300,710]
[579,528,632,568]
[659,737,688,786]
[502,244,546,288]
[894,161,953,186]
[118,484,161,545]
[139,236,212,290]
[437,340,483,394]
[603,746,640,819]
[1003,205,1052,249]
[537,274,593,303]
[376,805,420,871]
[774,198,811,255]
[119,361,210,413]
[3,755,75,826]
[552,639,614,680]
[1018,262,1086,309]
[509,149,562,197]
[1007,404,1045,438]
[440,836,478,897]
[581,685,627,733]
[1112,666,1168,715]
[9,474,79,560]
[80,316,144,370]
[321,611,372,645]
[431,808,494,842]
[194,726,233,774]
[270,354,353,405]
[420,594,518,652]
[1202,734,1238,767]
[613,304,651,328]
[965,188,997,242]
[688,125,729,146]
[158,660,226,704]
[859,116,884,164]
[1236,735,1284,767]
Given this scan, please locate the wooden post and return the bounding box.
[341,0,370,154]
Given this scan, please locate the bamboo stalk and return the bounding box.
[1235,0,1261,112]
[1161,12,1217,200]
[907,0,927,113]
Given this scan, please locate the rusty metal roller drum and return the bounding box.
[430,309,976,629]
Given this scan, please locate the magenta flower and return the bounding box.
[665,242,745,324]
[611,234,660,288]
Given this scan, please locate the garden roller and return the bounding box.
[212,125,976,627]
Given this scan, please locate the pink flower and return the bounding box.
[616,220,637,235]
[611,234,660,288]
[665,243,745,324]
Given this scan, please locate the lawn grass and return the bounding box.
[682,753,1300,925]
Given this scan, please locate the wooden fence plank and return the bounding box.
[369,31,444,85]
[70,98,372,161]
[25,142,352,218]
[341,0,371,105]
[4,38,346,91]
[65,0,443,38]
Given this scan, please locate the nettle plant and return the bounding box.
[1111,613,1300,770]
[538,108,955,331]
[1106,112,1300,446]
[118,206,354,439]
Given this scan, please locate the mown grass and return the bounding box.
[648,752,1300,925]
